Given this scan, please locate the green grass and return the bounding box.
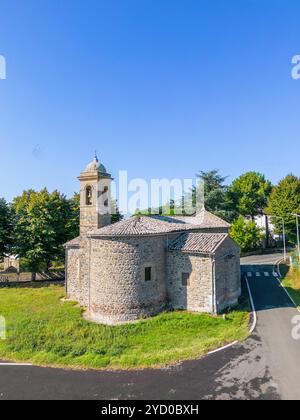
[0,286,250,370]
[281,264,300,308]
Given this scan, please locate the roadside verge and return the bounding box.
[208,276,257,356]
[275,258,299,311]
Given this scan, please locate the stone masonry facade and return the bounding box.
[214,237,241,312]
[166,252,213,313]
[89,236,167,324]
[65,158,241,325]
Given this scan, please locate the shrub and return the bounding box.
[230,216,265,252]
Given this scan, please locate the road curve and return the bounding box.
[242,255,300,400]
[0,253,299,400]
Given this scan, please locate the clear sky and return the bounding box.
[0,0,300,202]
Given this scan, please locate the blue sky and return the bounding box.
[0,0,300,202]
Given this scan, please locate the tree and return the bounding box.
[13,189,78,278]
[230,216,265,252]
[192,170,238,222]
[197,170,227,213]
[266,174,300,243]
[111,199,123,223]
[65,193,80,240]
[198,170,227,195]
[229,172,272,219]
[0,198,13,259]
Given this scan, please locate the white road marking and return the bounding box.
[0,363,32,366]
[256,272,261,277]
[264,272,270,277]
[247,272,253,277]
[273,272,278,277]
[208,340,239,355]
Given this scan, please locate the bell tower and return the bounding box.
[78,155,113,236]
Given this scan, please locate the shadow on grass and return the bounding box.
[0,280,65,289]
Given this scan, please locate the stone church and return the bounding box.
[65,157,241,325]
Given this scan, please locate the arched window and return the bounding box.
[86,186,92,205]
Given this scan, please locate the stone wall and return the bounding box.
[89,236,167,324]
[166,237,241,315]
[79,178,99,236]
[66,237,90,307]
[66,246,80,302]
[166,251,213,313]
[0,270,64,283]
[79,172,113,236]
[214,237,241,313]
[65,232,241,324]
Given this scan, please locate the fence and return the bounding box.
[0,270,65,284]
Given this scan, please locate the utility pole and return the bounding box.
[291,213,300,262]
[297,215,300,262]
[282,218,287,262]
[269,214,287,262]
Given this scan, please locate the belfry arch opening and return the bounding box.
[86,186,93,206]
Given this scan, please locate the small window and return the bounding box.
[182,272,191,287]
[86,186,92,206]
[145,267,152,282]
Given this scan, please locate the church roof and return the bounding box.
[64,236,81,247]
[152,209,231,229]
[89,210,230,237]
[84,155,108,174]
[168,232,229,254]
[89,216,190,237]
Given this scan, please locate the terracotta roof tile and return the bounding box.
[89,216,190,237]
[64,237,81,247]
[152,209,231,228]
[89,210,230,238]
[168,232,228,254]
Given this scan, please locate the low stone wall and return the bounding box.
[0,270,65,283]
[0,280,65,289]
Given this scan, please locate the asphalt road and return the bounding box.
[0,253,299,400]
